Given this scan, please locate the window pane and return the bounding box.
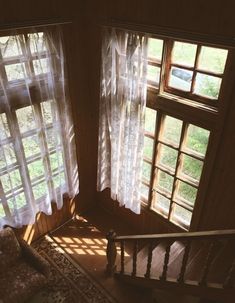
[144,137,154,160]
[8,192,26,211]
[33,58,49,75]
[145,108,156,135]
[140,183,149,200]
[45,128,61,150]
[157,170,174,193]
[49,152,63,172]
[32,182,48,200]
[0,144,16,169]
[161,116,182,147]
[172,41,197,67]
[181,154,203,181]
[53,172,65,189]
[175,181,197,205]
[5,63,26,81]
[28,159,44,180]
[148,38,163,61]
[29,32,46,54]
[152,192,170,214]
[194,73,221,99]
[22,135,41,158]
[41,100,57,125]
[1,170,22,193]
[0,35,23,58]
[198,46,228,74]
[169,67,193,91]
[147,65,160,84]
[0,113,10,139]
[16,106,36,133]
[142,161,151,182]
[171,203,192,227]
[158,144,178,171]
[185,125,209,156]
[0,203,5,218]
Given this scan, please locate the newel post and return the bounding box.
[106,230,117,275]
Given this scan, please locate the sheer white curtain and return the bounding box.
[0,26,79,229]
[97,28,148,214]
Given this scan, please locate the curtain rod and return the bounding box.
[101,20,235,48]
[0,18,72,32]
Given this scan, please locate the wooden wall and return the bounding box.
[2,0,235,238]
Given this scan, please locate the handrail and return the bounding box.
[114,229,235,242]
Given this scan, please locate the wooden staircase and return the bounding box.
[106,230,235,302]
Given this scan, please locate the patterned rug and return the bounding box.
[29,235,117,303]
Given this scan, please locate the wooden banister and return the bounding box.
[114,229,235,242]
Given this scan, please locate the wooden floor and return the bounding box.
[49,207,151,303]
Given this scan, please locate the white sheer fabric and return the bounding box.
[0,26,79,229]
[97,28,148,214]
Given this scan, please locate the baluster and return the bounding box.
[160,241,173,281]
[132,240,138,277]
[224,257,235,288]
[199,240,217,286]
[120,240,125,274]
[106,230,117,275]
[145,240,154,278]
[177,239,191,283]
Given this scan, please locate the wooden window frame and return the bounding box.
[141,33,235,231]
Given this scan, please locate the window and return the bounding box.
[0,29,78,227]
[141,36,230,230]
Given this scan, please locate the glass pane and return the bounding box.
[33,58,49,75]
[22,135,41,158]
[0,144,16,169]
[185,125,209,156]
[171,203,192,227]
[5,63,26,81]
[16,106,36,133]
[0,35,23,58]
[28,159,44,180]
[194,73,221,99]
[1,170,22,193]
[140,183,149,199]
[45,128,61,150]
[172,41,197,67]
[29,32,46,54]
[8,192,26,211]
[169,67,193,91]
[158,144,178,171]
[157,170,174,193]
[32,182,48,200]
[161,116,182,147]
[0,203,5,218]
[198,46,228,74]
[53,172,65,189]
[145,108,156,135]
[0,113,10,139]
[147,65,160,84]
[181,154,203,181]
[176,181,197,205]
[49,152,64,171]
[41,100,57,125]
[148,38,163,61]
[152,192,170,214]
[144,137,154,160]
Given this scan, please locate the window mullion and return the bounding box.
[7,111,36,210]
[33,103,54,198]
[167,122,187,221]
[0,182,11,220]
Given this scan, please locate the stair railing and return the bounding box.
[106,229,235,289]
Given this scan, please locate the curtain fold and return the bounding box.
[0,26,79,229]
[97,28,148,214]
